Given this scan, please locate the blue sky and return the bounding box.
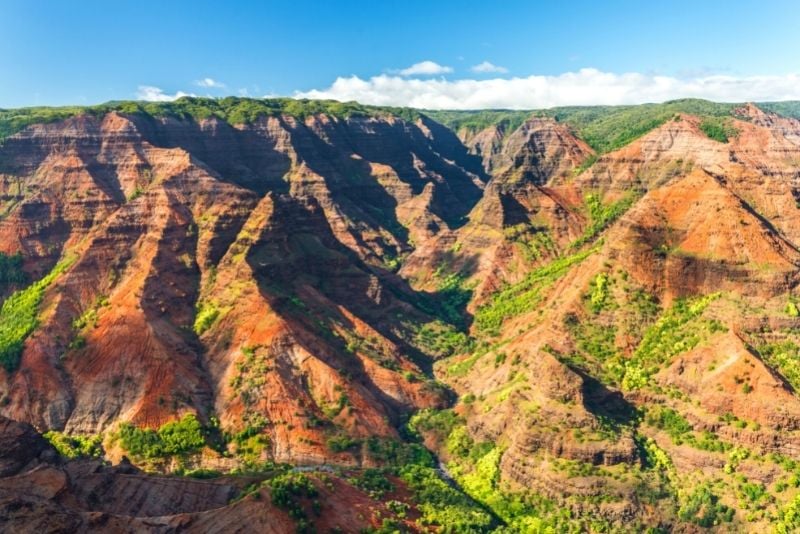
[2,0,800,109]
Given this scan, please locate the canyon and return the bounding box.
[2,97,800,531]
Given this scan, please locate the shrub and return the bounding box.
[117,413,206,459]
[776,494,800,533]
[364,437,434,467]
[589,272,611,313]
[193,302,220,335]
[698,117,739,143]
[415,320,473,358]
[645,406,692,442]
[268,472,318,521]
[43,431,103,459]
[756,340,800,391]
[326,434,360,453]
[349,468,394,497]
[678,484,734,527]
[398,463,494,531]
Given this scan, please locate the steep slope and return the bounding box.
[411,104,800,531]
[0,103,486,471]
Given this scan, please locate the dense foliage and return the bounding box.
[698,116,739,142]
[540,99,739,153]
[268,472,319,520]
[117,414,206,459]
[0,97,425,142]
[399,463,496,532]
[424,109,531,137]
[43,431,103,459]
[758,101,800,120]
[431,98,788,154]
[0,252,25,291]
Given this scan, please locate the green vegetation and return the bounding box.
[757,101,800,120]
[72,295,109,333]
[644,406,731,453]
[268,471,319,523]
[229,345,272,406]
[326,433,360,453]
[0,252,25,292]
[430,99,767,155]
[540,99,740,153]
[474,246,597,336]
[588,272,611,313]
[507,228,558,263]
[363,436,435,467]
[433,270,473,327]
[677,483,734,527]
[193,301,221,335]
[775,493,800,533]
[0,105,108,142]
[7,97,786,159]
[228,415,270,464]
[126,186,144,201]
[398,463,496,532]
[645,406,692,440]
[622,293,725,390]
[698,117,739,143]
[43,431,103,459]
[0,97,424,143]
[348,468,394,498]
[755,340,800,391]
[415,320,473,358]
[410,408,621,532]
[117,413,206,459]
[562,310,621,384]
[423,109,532,137]
[0,257,74,371]
[571,193,636,249]
[558,274,663,387]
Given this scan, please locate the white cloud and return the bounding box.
[398,61,453,76]
[194,77,226,89]
[136,85,195,102]
[295,68,800,109]
[471,61,508,74]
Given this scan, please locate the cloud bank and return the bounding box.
[295,68,800,109]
